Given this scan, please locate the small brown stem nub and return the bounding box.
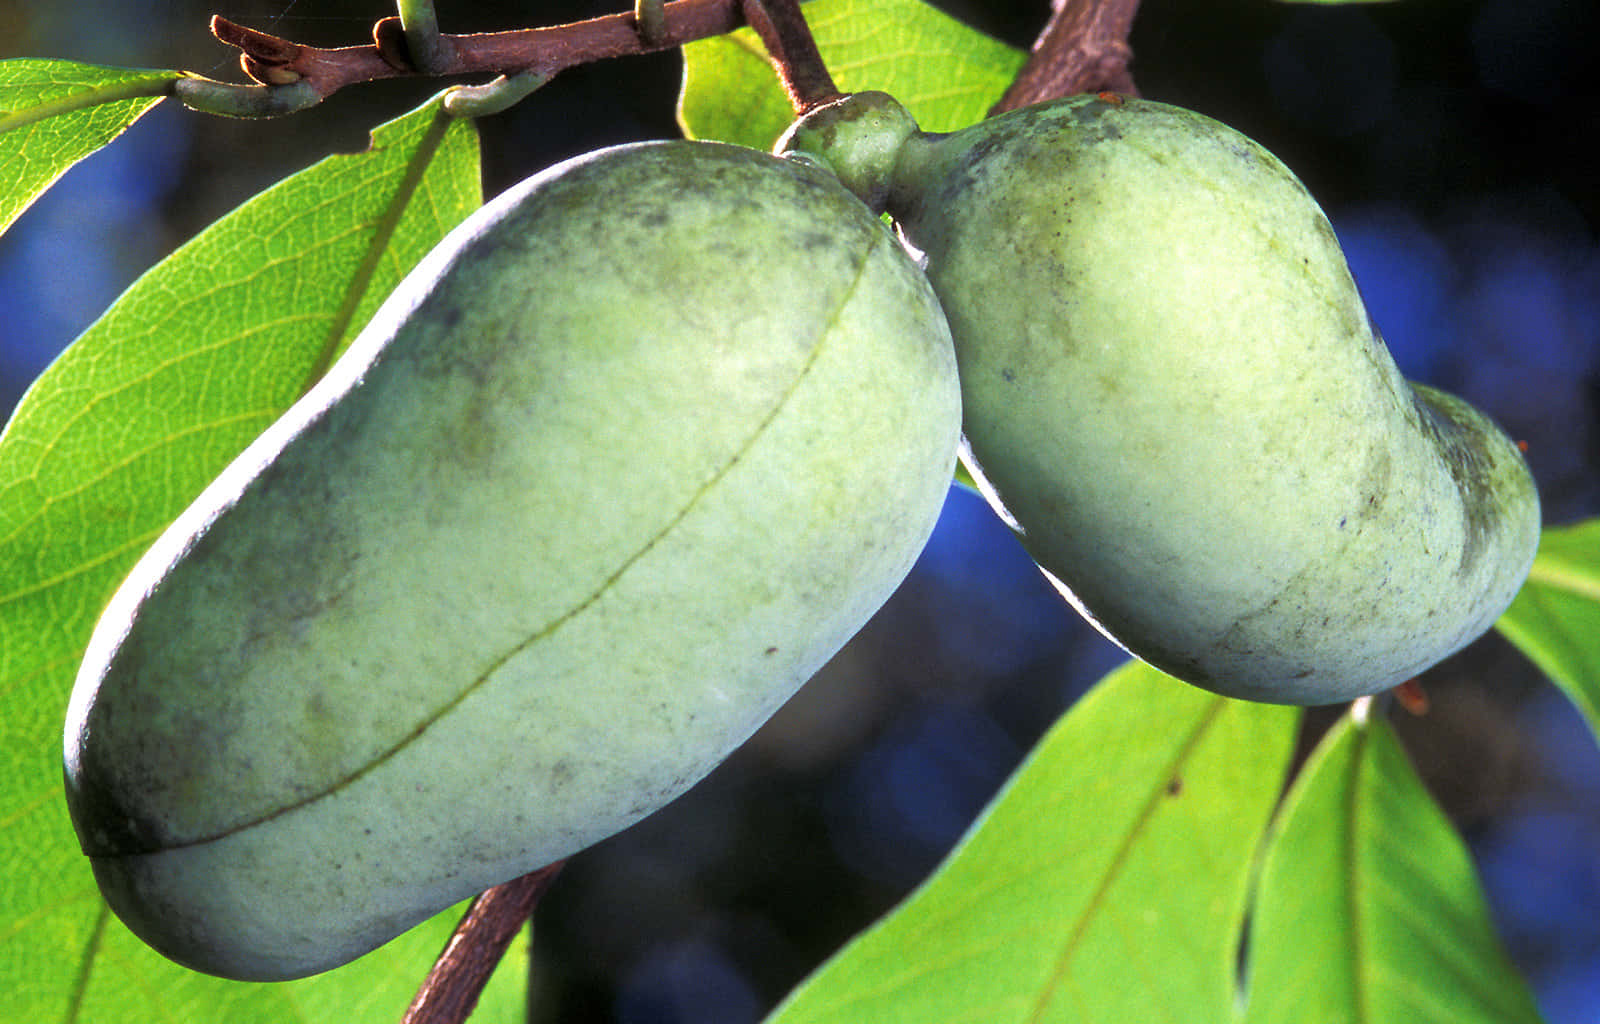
[400,862,566,1024]
[739,0,839,113]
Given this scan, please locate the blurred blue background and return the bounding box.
[3,1,1599,1020]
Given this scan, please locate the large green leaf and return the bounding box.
[678,0,1023,150]
[0,59,178,237]
[50,900,525,1023]
[1240,710,1544,1024]
[1496,518,1600,736]
[766,661,1300,1024]
[0,93,485,1021]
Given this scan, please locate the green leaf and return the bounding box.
[1496,519,1600,736]
[766,661,1300,1024]
[0,59,178,237]
[0,94,482,1020]
[679,0,1024,151]
[57,899,525,1023]
[1240,711,1544,1024]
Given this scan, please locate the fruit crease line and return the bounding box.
[131,224,882,852]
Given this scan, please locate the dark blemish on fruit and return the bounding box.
[801,231,835,252]
[941,131,1010,199]
[1067,100,1124,141]
[1350,447,1392,526]
[1411,390,1498,578]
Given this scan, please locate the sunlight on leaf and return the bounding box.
[766,661,1299,1024]
[60,899,525,1024]
[1241,711,1545,1024]
[679,0,1024,150]
[1496,518,1600,739]
[0,59,178,237]
[0,93,483,1022]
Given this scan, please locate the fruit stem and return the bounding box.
[740,0,841,113]
[402,862,566,1024]
[992,0,1141,114]
[395,0,450,74]
[635,0,670,46]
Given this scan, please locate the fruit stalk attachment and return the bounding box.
[739,0,839,112]
[401,864,566,1024]
[635,0,670,45]
[396,0,450,74]
[991,0,1142,112]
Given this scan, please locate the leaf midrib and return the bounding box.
[1026,696,1229,1022]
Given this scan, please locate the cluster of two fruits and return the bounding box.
[63,91,1539,981]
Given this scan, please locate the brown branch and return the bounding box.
[401,862,566,1024]
[991,0,1142,114]
[201,0,1139,121]
[740,0,839,113]
[207,0,744,105]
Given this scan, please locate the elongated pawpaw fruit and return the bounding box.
[64,139,960,980]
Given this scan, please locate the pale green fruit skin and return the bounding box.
[884,94,1539,705]
[63,140,960,981]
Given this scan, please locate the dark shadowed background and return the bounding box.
[3,1,1599,1020]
